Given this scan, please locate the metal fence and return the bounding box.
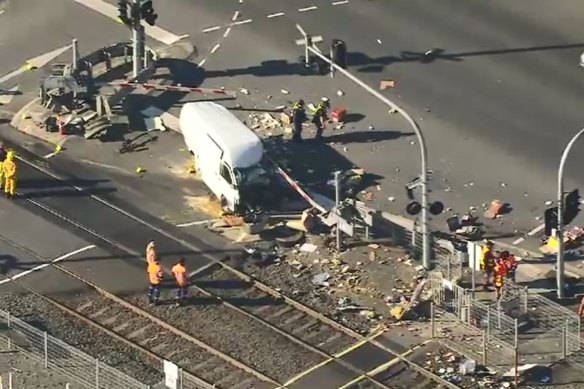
[0,309,150,389]
[428,272,583,368]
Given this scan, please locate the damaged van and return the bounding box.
[179,102,270,213]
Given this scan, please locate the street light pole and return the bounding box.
[556,128,584,298]
[304,44,432,269]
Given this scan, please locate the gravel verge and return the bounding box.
[126,286,325,383]
[0,292,162,385]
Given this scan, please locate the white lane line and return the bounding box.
[298,6,318,12]
[232,10,240,21]
[223,27,232,38]
[73,0,184,45]
[197,58,207,67]
[210,43,221,54]
[332,0,349,5]
[231,18,253,26]
[176,219,218,228]
[267,12,285,18]
[202,26,221,33]
[43,151,58,159]
[527,224,545,236]
[511,224,545,245]
[0,245,96,285]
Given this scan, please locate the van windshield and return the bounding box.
[233,166,269,186]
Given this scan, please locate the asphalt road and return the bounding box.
[135,0,584,247]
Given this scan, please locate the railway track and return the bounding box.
[0,235,276,389]
[10,155,461,389]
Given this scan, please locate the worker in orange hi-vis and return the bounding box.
[146,240,158,264]
[171,258,188,306]
[493,257,508,301]
[2,150,16,198]
[147,257,163,305]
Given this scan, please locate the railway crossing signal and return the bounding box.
[117,0,130,26]
[140,0,158,26]
[563,189,580,225]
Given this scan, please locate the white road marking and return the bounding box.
[332,0,349,5]
[298,6,318,12]
[43,151,59,159]
[232,11,240,21]
[0,245,96,285]
[197,58,207,67]
[0,10,5,16]
[74,0,184,45]
[223,27,232,38]
[231,18,253,26]
[210,43,221,54]
[527,224,545,236]
[202,26,221,33]
[176,219,218,228]
[0,85,19,105]
[0,44,72,85]
[511,224,545,245]
[267,12,285,18]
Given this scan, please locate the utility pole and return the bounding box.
[556,128,584,298]
[294,24,433,269]
[117,0,158,78]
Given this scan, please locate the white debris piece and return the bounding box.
[281,89,290,95]
[343,147,349,152]
[500,182,507,187]
[545,200,553,206]
[410,140,416,145]
[336,90,344,96]
[300,243,318,253]
[368,125,375,130]
[266,94,272,100]
[239,88,250,95]
[377,39,382,44]
[388,197,395,202]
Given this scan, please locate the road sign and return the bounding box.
[164,360,179,389]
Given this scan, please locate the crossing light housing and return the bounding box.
[140,0,158,26]
[117,0,130,26]
[564,189,580,225]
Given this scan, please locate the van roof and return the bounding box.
[181,102,264,168]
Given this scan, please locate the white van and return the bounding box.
[179,102,270,213]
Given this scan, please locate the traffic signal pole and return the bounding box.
[131,0,143,78]
[556,128,584,298]
[295,24,432,269]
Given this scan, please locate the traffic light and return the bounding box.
[544,206,558,237]
[564,189,580,225]
[117,0,130,26]
[331,39,347,69]
[140,0,158,26]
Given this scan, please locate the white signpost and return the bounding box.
[164,360,179,389]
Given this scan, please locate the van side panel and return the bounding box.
[198,135,224,200]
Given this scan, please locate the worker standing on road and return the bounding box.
[147,257,163,305]
[501,251,518,283]
[171,258,188,306]
[312,99,330,141]
[3,150,17,198]
[494,258,507,301]
[146,240,158,265]
[0,143,7,190]
[291,99,306,143]
[480,240,495,290]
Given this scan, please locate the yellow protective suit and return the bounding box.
[3,151,16,197]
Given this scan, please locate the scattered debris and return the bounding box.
[240,88,250,95]
[280,89,290,95]
[336,90,344,96]
[376,39,382,44]
[484,199,504,219]
[299,243,318,253]
[312,272,331,287]
[379,80,396,90]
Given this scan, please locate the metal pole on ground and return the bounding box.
[7,372,11,389]
[557,128,584,299]
[430,302,435,338]
[482,330,487,365]
[303,42,432,269]
[335,171,342,251]
[43,332,48,368]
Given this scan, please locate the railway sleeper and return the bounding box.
[263,305,293,319]
[280,311,307,326]
[290,318,320,335]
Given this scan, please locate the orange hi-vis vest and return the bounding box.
[172,263,187,286]
[148,262,163,285]
[494,263,506,287]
